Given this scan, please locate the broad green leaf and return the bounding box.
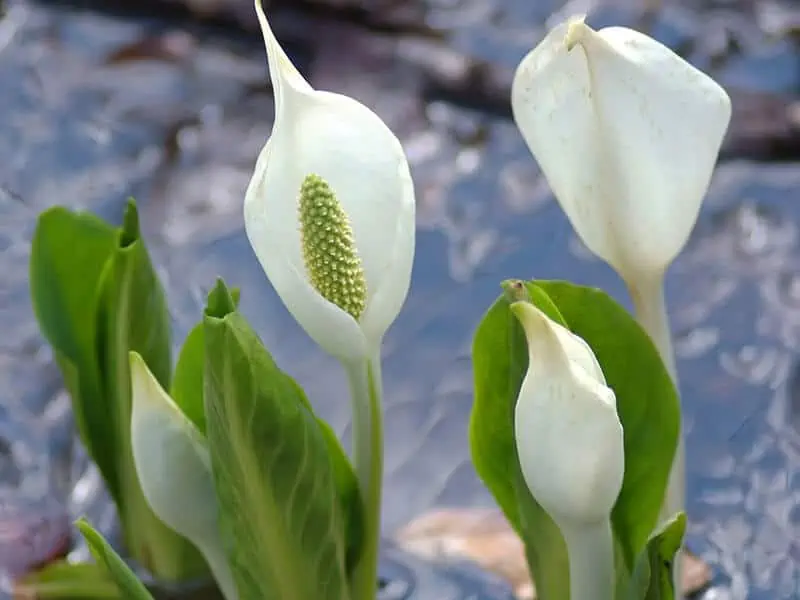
[262,367,362,572]
[77,519,155,600]
[534,281,680,569]
[29,207,117,499]
[13,561,122,599]
[203,281,351,600]
[171,290,240,436]
[315,417,364,573]
[130,352,237,600]
[93,201,207,580]
[469,281,570,600]
[624,513,686,600]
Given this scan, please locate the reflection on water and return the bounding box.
[0,0,799,596]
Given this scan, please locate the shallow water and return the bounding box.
[0,0,799,596]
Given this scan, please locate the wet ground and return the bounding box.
[1,0,799,597]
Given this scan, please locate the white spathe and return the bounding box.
[512,302,625,525]
[244,0,416,362]
[129,353,237,600]
[511,16,731,283]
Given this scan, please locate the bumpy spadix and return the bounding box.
[511,15,731,283]
[299,174,367,320]
[244,0,415,362]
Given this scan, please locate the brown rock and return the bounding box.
[396,508,712,599]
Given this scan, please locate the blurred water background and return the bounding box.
[0,0,798,597]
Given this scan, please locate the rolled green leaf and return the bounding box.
[171,324,207,435]
[170,290,240,436]
[30,207,117,497]
[202,280,354,600]
[29,201,208,581]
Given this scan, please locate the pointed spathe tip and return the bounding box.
[564,14,588,50]
[254,0,312,98]
[510,301,573,371]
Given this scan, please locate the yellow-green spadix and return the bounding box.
[244,0,415,362]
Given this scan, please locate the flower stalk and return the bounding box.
[345,355,384,600]
[628,271,685,593]
[627,272,684,519]
[560,520,615,600]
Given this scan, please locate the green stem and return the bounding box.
[627,271,684,599]
[344,353,384,600]
[560,520,615,600]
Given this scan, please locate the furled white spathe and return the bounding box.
[512,302,624,524]
[512,302,624,600]
[129,353,237,600]
[243,0,416,362]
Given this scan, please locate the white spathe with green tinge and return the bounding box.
[129,353,237,600]
[243,0,415,362]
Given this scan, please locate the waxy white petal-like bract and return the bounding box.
[511,16,731,284]
[512,302,624,525]
[129,353,237,600]
[244,0,415,362]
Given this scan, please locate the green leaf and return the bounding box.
[77,519,155,600]
[624,513,686,600]
[469,282,570,600]
[171,324,207,435]
[31,201,208,580]
[534,281,680,569]
[203,280,352,600]
[93,200,208,580]
[29,207,117,499]
[171,291,241,436]
[13,561,122,599]
[315,418,364,572]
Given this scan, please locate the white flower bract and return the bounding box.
[129,352,237,600]
[512,302,625,525]
[511,16,732,283]
[244,0,416,362]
